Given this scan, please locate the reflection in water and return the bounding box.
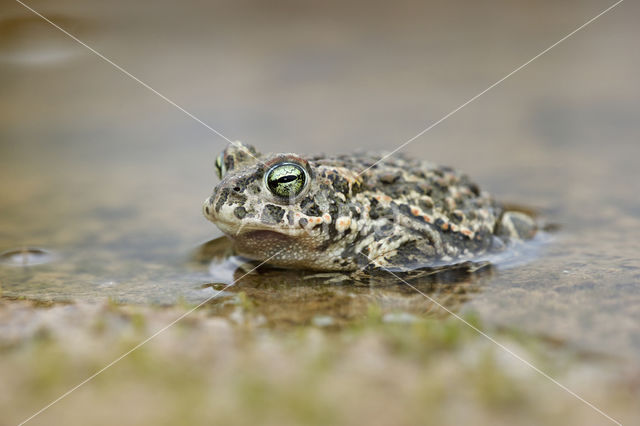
[192,237,492,328]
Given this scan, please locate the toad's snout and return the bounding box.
[202,194,217,222]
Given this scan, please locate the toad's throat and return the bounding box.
[231,229,314,261]
[231,229,302,252]
[239,229,292,243]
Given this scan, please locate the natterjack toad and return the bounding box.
[203,142,536,271]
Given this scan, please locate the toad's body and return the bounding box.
[203,143,536,271]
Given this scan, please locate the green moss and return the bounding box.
[472,348,527,409]
[26,341,69,396]
[232,368,338,426]
[129,311,147,333]
[347,307,481,360]
[365,303,383,324]
[0,300,633,426]
[239,291,255,310]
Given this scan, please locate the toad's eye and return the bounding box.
[266,163,307,199]
[215,155,226,179]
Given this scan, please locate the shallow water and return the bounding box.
[1,0,639,361]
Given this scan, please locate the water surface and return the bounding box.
[1,0,639,361]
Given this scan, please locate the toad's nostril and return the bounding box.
[233,186,241,192]
[203,197,215,218]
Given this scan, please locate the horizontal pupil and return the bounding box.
[276,175,297,183]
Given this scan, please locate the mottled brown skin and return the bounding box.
[203,142,536,271]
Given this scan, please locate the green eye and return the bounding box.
[215,155,226,179]
[266,163,307,198]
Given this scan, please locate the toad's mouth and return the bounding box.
[210,214,303,237]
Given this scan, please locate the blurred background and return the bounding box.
[0,1,639,422]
